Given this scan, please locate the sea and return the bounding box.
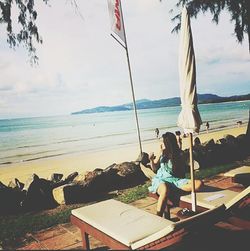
[0,100,249,166]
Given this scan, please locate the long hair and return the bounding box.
[162,132,185,178]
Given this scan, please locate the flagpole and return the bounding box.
[118,0,143,155]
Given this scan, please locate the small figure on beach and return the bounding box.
[175,130,182,150]
[205,122,210,133]
[148,132,203,218]
[237,121,242,127]
[155,128,159,138]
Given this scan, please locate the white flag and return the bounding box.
[107,0,126,44]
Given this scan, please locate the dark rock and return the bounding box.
[136,152,150,166]
[15,178,24,190]
[61,183,91,204]
[56,161,147,205]
[237,134,250,157]
[224,134,236,143]
[64,172,78,183]
[50,173,64,183]
[217,138,226,144]
[202,139,215,148]
[103,163,117,173]
[0,181,26,215]
[21,174,58,211]
[114,162,138,177]
[0,182,7,189]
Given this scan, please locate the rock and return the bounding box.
[8,180,16,189]
[0,181,26,214]
[72,172,87,183]
[202,139,215,148]
[0,182,7,189]
[52,161,147,205]
[7,178,24,191]
[21,175,58,211]
[237,134,250,157]
[61,183,91,204]
[103,163,116,173]
[84,168,120,192]
[114,162,138,177]
[23,174,39,191]
[15,178,24,190]
[64,172,79,183]
[52,184,70,204]
[224,134,237,144]
[217,138,226,144]
[50,173,64,183]
[136,152,150,166]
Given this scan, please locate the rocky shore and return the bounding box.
[1,129,249,215]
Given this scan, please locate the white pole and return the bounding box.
[189,132,197,212]
[119,0,143,155]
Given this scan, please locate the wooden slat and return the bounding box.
[226,216,250,230]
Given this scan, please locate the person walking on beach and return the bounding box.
[148,132,203,218]
[155,128,159,138]
[205,122,210,133]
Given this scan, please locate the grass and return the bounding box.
[0,158,249,249]
[186,162,240,180]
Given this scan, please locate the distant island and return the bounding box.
[71,93,250,115]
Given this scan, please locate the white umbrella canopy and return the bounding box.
[177,6,202,212]
[177,7,202,133]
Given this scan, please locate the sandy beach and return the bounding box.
[0,125,247,185]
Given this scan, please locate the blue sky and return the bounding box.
[0,0,249,119]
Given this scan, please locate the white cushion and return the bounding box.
[224,166,250,177]
[72,199,174,249]
[180,190,238,209]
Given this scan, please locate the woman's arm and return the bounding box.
[149,144,164,172]
[149,153,159,172]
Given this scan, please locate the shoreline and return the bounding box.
[0,125,247,185]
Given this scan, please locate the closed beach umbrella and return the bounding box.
[177,6,202,212]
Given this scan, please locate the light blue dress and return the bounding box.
[148,156,189,193]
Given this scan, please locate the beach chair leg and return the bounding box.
[81,231,90,250]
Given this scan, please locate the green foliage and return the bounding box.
[116,183,150,204]
[166,0,250,52]
[0,0,81,64]
[0,0,49,64]
[0,207,73,247]
[186,162,238,180]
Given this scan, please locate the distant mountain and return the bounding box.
[71,93,250,115]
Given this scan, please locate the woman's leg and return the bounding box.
[179,179,203,192]
[156,183,169,217]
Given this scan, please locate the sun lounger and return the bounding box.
[224,166,250,177]
[180,186,250,212]
[71,199,225,250]
[224,166,250,187]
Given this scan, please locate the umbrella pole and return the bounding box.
[189,132,197,212]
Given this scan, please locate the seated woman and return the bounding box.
[148,132,203,217]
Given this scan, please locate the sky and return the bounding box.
[0,0,249,119]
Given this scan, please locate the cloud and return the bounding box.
[0,0,249,118]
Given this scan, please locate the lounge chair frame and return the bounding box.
[71,214,187,250]
[71,201,226,250]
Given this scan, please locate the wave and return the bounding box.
[0,100,249,166]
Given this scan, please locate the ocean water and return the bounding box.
[0,100,249,165]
